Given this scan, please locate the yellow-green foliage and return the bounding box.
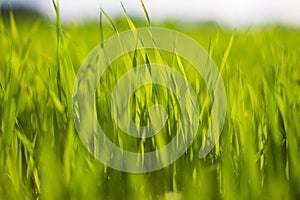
[0,4,300,200]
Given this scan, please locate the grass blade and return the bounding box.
[100,8,118,33]
[120,2,136,30]
[139,0,151,26]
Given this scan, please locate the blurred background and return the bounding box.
[1,0,300,26]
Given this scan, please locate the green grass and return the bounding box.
[0,2,300,200]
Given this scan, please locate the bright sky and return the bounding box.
[4,0,300,26]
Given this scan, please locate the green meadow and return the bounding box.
[0,2,300,200]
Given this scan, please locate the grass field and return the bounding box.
[0,2,300,200]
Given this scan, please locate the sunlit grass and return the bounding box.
[0,1,300,199]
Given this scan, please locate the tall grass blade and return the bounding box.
[100,8,118,33]
[139,0,151,26]
[120,2,136,30]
